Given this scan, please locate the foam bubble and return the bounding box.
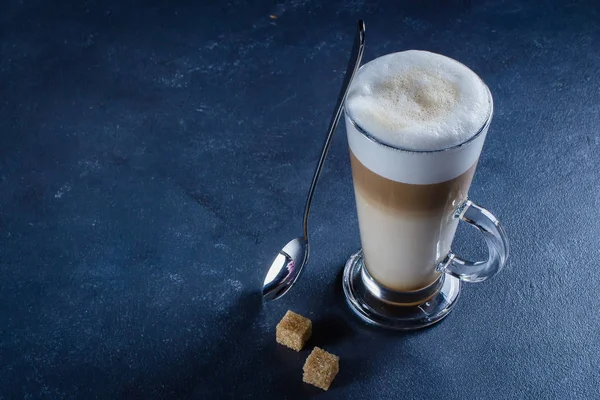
[346,50,490,151]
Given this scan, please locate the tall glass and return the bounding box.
[342,65,509,330]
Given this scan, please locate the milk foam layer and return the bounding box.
[345,51,492,185]
[346,50,491,151]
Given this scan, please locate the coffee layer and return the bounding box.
[350,150,477,216]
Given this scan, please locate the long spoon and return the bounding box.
[262,20,366,301]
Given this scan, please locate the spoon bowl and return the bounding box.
[262,237,308,301]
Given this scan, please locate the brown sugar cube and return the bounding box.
[276,310,312,351]
[302,347,339,391]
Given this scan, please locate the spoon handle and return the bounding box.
[302,20,366,240]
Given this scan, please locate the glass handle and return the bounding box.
[438,199,509,282]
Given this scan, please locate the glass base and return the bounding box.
[342,250,461,330]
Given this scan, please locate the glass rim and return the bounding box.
[344,82,494,155]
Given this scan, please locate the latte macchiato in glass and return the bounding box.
[345,50,492,292]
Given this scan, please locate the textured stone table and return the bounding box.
[1,0,599,398]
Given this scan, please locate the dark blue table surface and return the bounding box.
[2,0,599,398]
